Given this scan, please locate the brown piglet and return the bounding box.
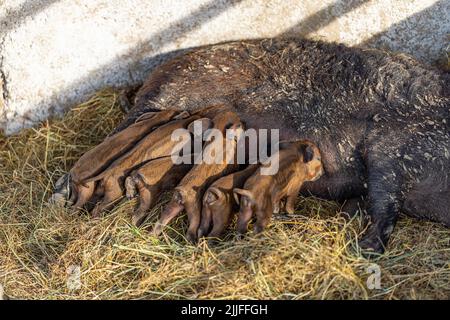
[64,110,179,209]
[125,156,193,227]
[198,164,259,239]
[234,140,324,234]
[153,108,244,242]
[84,115,210,216]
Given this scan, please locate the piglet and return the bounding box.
[124,156,193,227]
[50,110,179,208]
[153,108,244,242]
[198,164,259,239]
[233,140,324,234]
[84,115,210,216]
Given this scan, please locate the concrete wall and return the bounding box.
[0,0,448,134]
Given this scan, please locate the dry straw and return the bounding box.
[0,89,449,299]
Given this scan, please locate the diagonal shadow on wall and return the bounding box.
[281,0,371,37]
[0,0,61,36]
[361,0,449,63]
[124,0,245,80]
[2,0,246,130]
[3,0,448,132]
[1,0,62,105]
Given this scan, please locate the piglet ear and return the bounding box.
[187,118,213,136]
[173,110,191,120]
[233,190,241,205]
[233,188,254,205]
[173,188,186,204]
[226,122,244,141]
[299,143,315,163]
[205,187,223,204]
[135,112,157,123]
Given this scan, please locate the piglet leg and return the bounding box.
[184,199,202,243]
[284,184,302,214]
[132,186,162,227]
[91,178,123,217]
[197,204,213,239]
[207,213,229,239]
[152,199,184,236]
[254,199,273,234]
[73,181,96,210]
[237,200,253,235]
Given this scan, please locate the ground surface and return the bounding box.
[0,89,449,300]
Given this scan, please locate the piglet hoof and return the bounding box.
[236,221,249,236]
[235,232,246,241]
[197,227,210,240]
[253,226,264,234]
[49,173,72,206]
[206,238,222,247]
[358,235,385,258]
[91,205,104,218]
[150,222,164,237]
[185,231,198,244]
[49,192,68,207]
[131,211,148,227]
